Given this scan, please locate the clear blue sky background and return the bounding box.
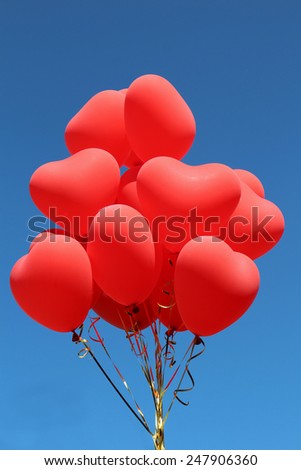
[1,0,300,450]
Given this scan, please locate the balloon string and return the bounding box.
[72,328,152,435]
[117,303,156,395]
[133,321,157,405]
[156,281,184,376]
[161,332,170,384]
[87,316,151,431]
[122,303,159,408]
[147,317,166,404]
[162,332,176,381]
[99,302,156,418]
[139,333,157,407]
[110,303,154,391]
[163,336,205,425]
[84,297,205,438]
[163,335,194,393]
[127,327,157,405]
[153,321,163,396]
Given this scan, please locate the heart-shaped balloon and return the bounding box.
[137,157,241,251]
[10,235,93,332]
[234,169,265,198]
[223,181,285,259]
[174,237,260,336]
[30,148,120,238]
[87,204,158,306]
[125,74,196,161]
[65,90,131,166]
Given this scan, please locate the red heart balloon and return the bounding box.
[30,148,120,238]
[125,74,196,161]
[87,204,157,306]
[234,169,265,198]
[10,235,93,332]
[65,90,131,166]
[223,181,285,259]
[174,237,260,336]
[93,293,154,332]
[137,157,241,251]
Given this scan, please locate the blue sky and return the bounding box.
[1,0,300,450]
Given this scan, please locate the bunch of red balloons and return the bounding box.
[10,74,285,337]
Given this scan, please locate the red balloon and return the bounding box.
[223,181,285,259]
[234,169,265,198]
[137,157,241,252]
[124,74,196,161]
[10,235,93,332]
[93,293,154,332]
[87,204,157,305]
[30,148,120,238]
[65,90,131,166]
[174,237,260,336]
[117,165,143,213]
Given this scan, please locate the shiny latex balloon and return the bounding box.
[65,90,131,166]
[87,204,157,305]
[234,169,265,198]
[124,74,196,161]
[117,165,143,213]
[93,293,154,332]
[223,181,285,259]
[30,148,120,238]
[137,157,241,252]
[10,235,93,332]
[174,236,260,336]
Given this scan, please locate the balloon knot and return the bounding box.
[194,336,202,345]
[72,331,81,343]
[166,328,175,338]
